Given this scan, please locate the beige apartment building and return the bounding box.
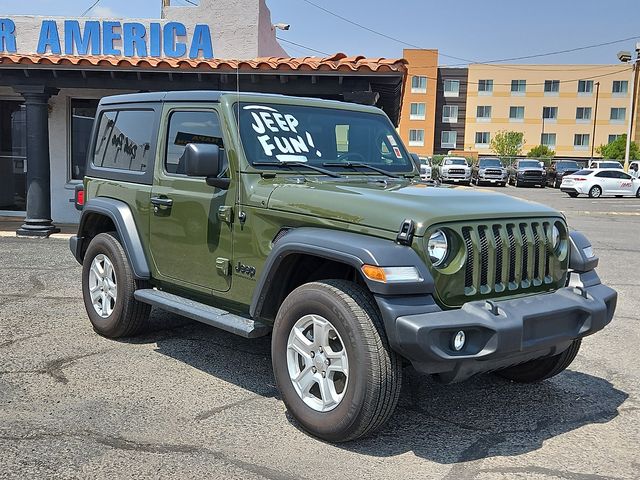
[464,64,633,158]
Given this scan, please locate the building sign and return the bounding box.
[0,18,213,59]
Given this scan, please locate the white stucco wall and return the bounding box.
[48,89,134,224]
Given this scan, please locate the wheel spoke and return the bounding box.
[90,261,103,279]
[312,315,332,347]
[290,328,313,359]
[326,351,348,375]
[293,365,316,396]
[104,260,113,281]
[317,375,338,409]
[90,285,102,303]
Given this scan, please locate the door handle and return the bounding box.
[151,196,173,207]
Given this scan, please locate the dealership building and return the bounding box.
[0,0,406,235]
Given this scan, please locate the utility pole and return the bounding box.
[620,44,640,172]
[591,81,600,159]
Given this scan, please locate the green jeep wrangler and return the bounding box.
[70,91,617,442]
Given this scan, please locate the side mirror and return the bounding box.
[183,143,230,189]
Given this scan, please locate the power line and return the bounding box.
[180,0,199,6]
[276,36,330,56]
[80,0,101,16]
[298,0,640,69]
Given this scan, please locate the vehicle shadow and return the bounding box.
[127,308,628,464]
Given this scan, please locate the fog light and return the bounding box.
[452,330,466,351]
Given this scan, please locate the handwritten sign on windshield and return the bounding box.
[244,105,321,162]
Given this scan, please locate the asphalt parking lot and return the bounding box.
[1,185,639,480]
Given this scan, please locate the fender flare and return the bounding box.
[76,197,151,279]
[249,227,434,318]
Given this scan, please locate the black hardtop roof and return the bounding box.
[98,90,294,106]
[98,90,355,108]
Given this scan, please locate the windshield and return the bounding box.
[478,159,502,167]
[518,161,542,168]
[444,158,467,165]
[557,161,579,170]
[599,162,623,169]
[236,102,413,173]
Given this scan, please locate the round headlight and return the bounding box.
[551,224,561,249]
[428,229,448,267]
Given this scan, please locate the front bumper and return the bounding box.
[516,175,544,185]
[441,173,471,182]
[376,281,616,382]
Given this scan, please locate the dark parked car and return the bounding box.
[547,160,581,188]
[472,157,508,186]
[508,160,546,187]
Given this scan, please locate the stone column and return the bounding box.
[13,85,60,237]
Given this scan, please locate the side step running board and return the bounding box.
[134,289,271,338]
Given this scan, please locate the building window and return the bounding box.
[544,80,560,94]
[541,133,556,148]
[444,79,460,97]
[409,102,426,120]
[165,110,224,173]
[411,76,427,93]
[478,79,493,95]
[509,106,525,121]
[408,129,425,146]
[578,80,593,94]
[610,107,626,122]
[475,131,490,146]
[441,130,457,148]
[542,106,557,120]
[442,105,459,123]
[92,109,155,172]
[574,133,590,149]
[576,107,592,121]
[511,80,526,94]
[476,105,492,121]
[70,98,99,180]
[608,134,622,143]
[612,80,628,95]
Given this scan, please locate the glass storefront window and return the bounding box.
[70,98,99,180]
[0,99,27,211]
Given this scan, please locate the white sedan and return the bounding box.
[560,168,640,198]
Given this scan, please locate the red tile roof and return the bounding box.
[0,53,406,74]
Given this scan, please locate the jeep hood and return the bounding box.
[267,179,561,236]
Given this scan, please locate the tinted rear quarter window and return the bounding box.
[93,110,155,172]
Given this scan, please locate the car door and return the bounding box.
[612,171,635,195]
[593,171,616,194]
[148,106,233,293]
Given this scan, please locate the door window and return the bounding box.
[0,100,26,211]
[165,110,225,175]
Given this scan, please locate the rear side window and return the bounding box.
[93,110,154,172]
[165,110,224,174]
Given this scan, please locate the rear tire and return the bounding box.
[588,185,602,198]
[496,340,581,383]
[636,187,640,198]
[271,279,402,442]
[82,232,151,338]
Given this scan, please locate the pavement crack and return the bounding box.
[0,332,49,349]
[0,350,110,384]
[194,395,261,421]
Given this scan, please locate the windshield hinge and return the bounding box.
[396,219,415,246]
[217,205,234,223]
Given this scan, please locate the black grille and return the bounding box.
[463,227,474,289]
[485,169,503,175]
[507,224,516,283]
[492,225,503,285]
[448,168,466,175]
[524,170,542,177]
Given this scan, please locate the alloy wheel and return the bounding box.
[88,254,117,318]
[286,314,349,412]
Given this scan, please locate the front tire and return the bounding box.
[496,340,581,383]
[271,280,402,442]
[82,232,151,338]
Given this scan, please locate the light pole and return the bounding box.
[590,81,600,160]
[618,45,640,172]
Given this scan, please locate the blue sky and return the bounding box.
[0,0,638,64]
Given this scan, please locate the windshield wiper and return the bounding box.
[322,162,399,178]
[253,161,342,178]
